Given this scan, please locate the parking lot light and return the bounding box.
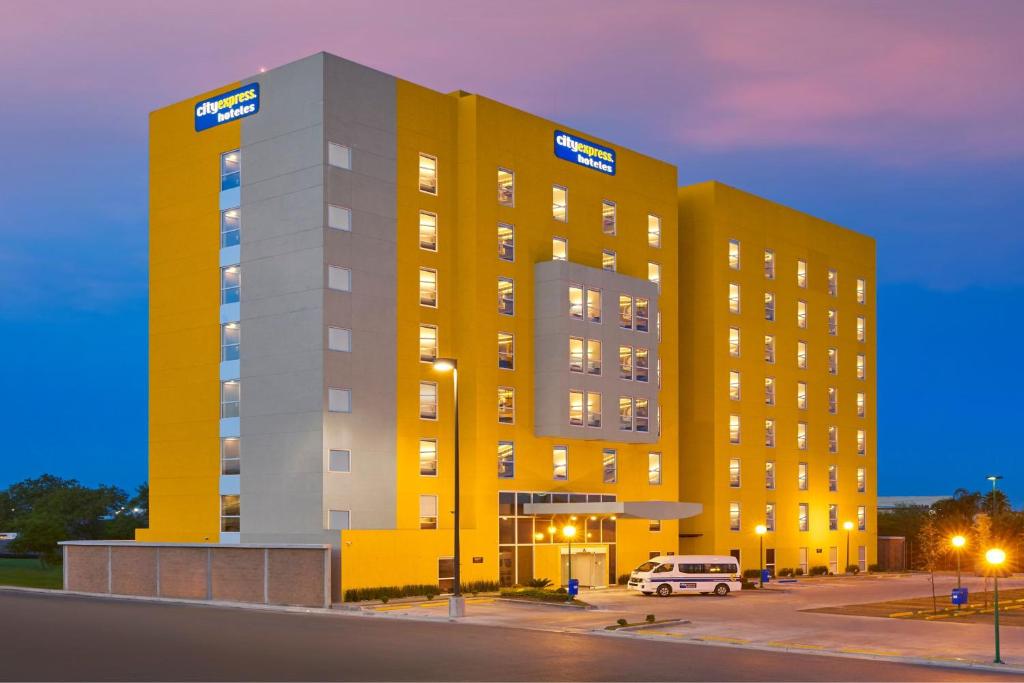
[843,521,854,574]
[951,535,966,599]
[986,548,1006,664]
[755,524,767,587]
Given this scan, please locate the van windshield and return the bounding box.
[634,561,659,573]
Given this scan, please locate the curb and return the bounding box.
[611,618,690,632]
[495,597,597,610]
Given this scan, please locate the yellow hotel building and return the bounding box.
[140,53,876,598]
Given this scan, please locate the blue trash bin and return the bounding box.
[951,587,968,605]
[761,569,770,584]
[568,578,579,597]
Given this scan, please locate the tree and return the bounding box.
[917,513,944,613]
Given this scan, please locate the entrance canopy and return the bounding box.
[523,500,702,519]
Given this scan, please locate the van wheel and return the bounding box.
[714,583,730,596]
[656,584,672,597]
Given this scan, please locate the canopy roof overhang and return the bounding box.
[523,500,703,520]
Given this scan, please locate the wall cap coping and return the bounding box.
[59,541,330,550]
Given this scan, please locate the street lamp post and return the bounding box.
[987,475,1003,521]
[433,358,463,618]
[563,524,577,601]
[986,548,1007,664]
[755,525,767,587]
[843,521,854,573]
[951,535,966,597]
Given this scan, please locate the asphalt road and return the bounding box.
[0,590,1016,682]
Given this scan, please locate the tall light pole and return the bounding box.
[987,475,1003,522]
[986,548,1006,664]
[951,535,966,593]
[563,524,577,601]
[433,358,462,617]
[843,521,854,573]
[755,525,767,587]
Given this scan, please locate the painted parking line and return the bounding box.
[837,647,903,657]
[694,635,750,644]
[765,642,826,650]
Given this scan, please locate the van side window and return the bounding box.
[708,563,735,573]
[681,563,704,573]
[653,563,674,573]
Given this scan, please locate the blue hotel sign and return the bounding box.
[195,83,260,132]
[554,130,616,175]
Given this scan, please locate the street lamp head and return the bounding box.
[755,524,767,535]
[951,535,966,549]
[843,521,854,531]
[986,548,1006,566]
[547,525,557,535]
[534,532,544,541]
[987,475,1003,482]
[432,358,457,372]
[562,525,577,539]
[590,515,598,521]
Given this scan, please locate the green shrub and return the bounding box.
[742,569,762,579]
[794,567,805,576]
[524,577,552,589]
[461,580,500,593]
[381,596,389,604]
[809,565,829,576]
[343,580,502,602]
[778,567,794,577]
[617,573,631,585]
[868,563,882,573]
[845,564,860,575]
[501,588,574,603]
[555,586,567,594]
[645,614,656,623]
[616,618,628,626]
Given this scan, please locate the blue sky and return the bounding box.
[1,0,1022,502]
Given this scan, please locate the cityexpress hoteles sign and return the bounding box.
[554,130,616,175]
[195,83,260,132]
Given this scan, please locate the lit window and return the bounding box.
[827,387,837,414]
[766,503,776,531]
[618,295,633,329]
[221,437,240,475]
[765,335,776,363]
[418,324,437,362]
[827,347,838,375]
[797,341,808,369]
[221,208,240,247]
[765,461,776,489]
[797,422,808,450]
[587,340,602,375]
[728,239,740,270]
[856,354,866,380]
[618,345,633,380]
[328,387,352,413]
[635,298,649,332]
[498,332,514,370]
[856,278,866,304]
[649,520,661,532]
[829,504,838,531]
[419,495,437,529]
[328,142,351,169]
[858,505,866,530]
[828,464,838,491]
[328,204,351,231]
[729,415,740,444]
[498,441,515,479]
[635,398,650,433]
[419,268,438,307]
[635,348,649,382]
[764,292,775,321]
[764,249,775,279]
[648,215,661,248]
[419,211,437,251]
[552,185,568,222]
[418,154,437,194]
[828,426,838,453]
[569,337,584,373]
[796,300,807,329]
[797,259,807,288]
[603,449,617,483]
[729,371,741,400]
[857,467,866,493]
[857,429,866,455]
[328,326,351,353]
[497,277,514,315]
[328,265,351,292]
[619,397,634,431]
[569,391,584,427]
[553,236,568,261]
[827,309,838,336]
[729,502,741,531]
[221,266,240,304]
[419,439,437,476]
[827,269,838,297]
[221,380,240,418]
[221,494,240,532]
[798,462,808,490]
[498,387,515,424]
[328,449,350,474]
[729,327,741,357]
[764,377,775,406]
[587,288,602,323]
[568,284,585,319]
[587,391,602,428]
[729,458,741,487]
[497,223,514,261]
[798,503,809,531]
[221,323,240,361]
[419,382,437,419]
[220,150,240,191]
[602,200,616,234]
[856,316,866,343]
[648,452,662,485]
[602,250,616,271]
[856,392,866,418]
[797,381,807,410]
[765,418,776,447]
[648,262,661,291]
[728,283,741,314]
[656,311,661,340]
[497,167,514,206]
[553,446,568,480]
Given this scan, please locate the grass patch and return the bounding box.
[500,588,590,607]
[0,558,62,589]
[805,586,1024,627]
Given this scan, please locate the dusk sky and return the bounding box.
[2,1,1022,502]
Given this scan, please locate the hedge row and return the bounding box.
[343,580,501,602]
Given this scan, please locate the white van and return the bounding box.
[627,555,742,597]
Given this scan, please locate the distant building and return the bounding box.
[877,496,945,512]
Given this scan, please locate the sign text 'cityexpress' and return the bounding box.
[554,130,616,175]
[195,84,260,132]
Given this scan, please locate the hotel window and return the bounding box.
[497,167,514,206]
[648,262,661,291]
[220,150,240,190]
[498,441,515,479]
[797,341,807,369]
[602,250,616,271]
[858,505,866,530]
[764,292,775,321]
[856,278,866,304]
[419,211,438,251]
[856,392,866,417]
[657,311,661,341]
[328,387,352,413]
[856,316,866,342]
[553,236,568,261]
[497,223,514,261]
[221,323,240,361]
[418,154,437,194]
[328,265,351,292]
[728,283,741,314]
[649,520,661,532]
[586,288,602,322]
[221,380,240,418]
[796,300,807,329]
[828,426,838,453]
[618,345,633,380]
[765,418,776,447]
[728,239,740,270]
[619,397,634,431]
[618,295,633,329]
[797,381,807,409]
[764,249,775,279]
[587,392,603,427]
[221,494,240,532]
[635,398,649,432]
[796,259,807,288]
[553,446,568,480]
[648,214,661,248]
[798,463,808,491]
[419,268,438,307]
[569,391,584,427]
[857,429,866,455]
[552,185,568,222]
[569,337,584,373]
[498,387,515,424]
[328,449,350,474]
[827,347,838,375]
[657,358,662,388]
[221,437,240,475]
[827,309,838,336]
[729,502,741,531]
[857,467,866,493]
[829,504,838,531]
[418,324,437,362]
[648,453,662,485]
[328,326,352,352]
[603,449,617,483]
[765,461,776,490]
[419,382,438,419]
[328,204,351,231]
[766,503,776,531]
[221,266,240,304]
[602,200,616,234]
[569,285,585,319]
[765,335,776,363]
[587,340,602,375]
[827,269,838,297]
[635,348,649,382]
[328,142,351,169]
[419,439,438,476]
[728,371,741,401]
[497,277,514,315]
[419,495,438,529]
[765,377,776,405]
[729,458,741,487]
[729,415,741,444]
[636,298,650,332]
[856,353,866,380]
[498,332,514,370]
[797,422,807,450]
[221,208,240,247]
[729,327,741,357]
[798,503,809,531]
[827,387,838,414]
[828,464,838,492]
